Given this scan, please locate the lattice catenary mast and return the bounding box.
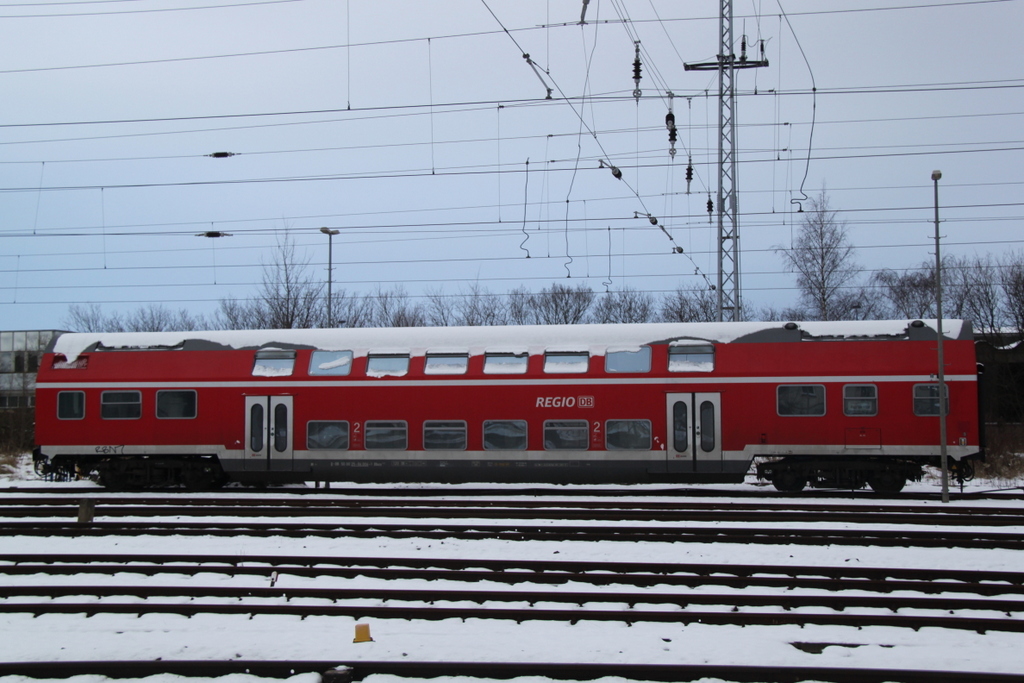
[685,0,767,322]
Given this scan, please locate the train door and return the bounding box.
[666,393,722,473]
[244,395,294,472]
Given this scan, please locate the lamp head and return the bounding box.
[931,170,942,181]
[320,227,340,236]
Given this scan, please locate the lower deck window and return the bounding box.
[307,421,349,450]
[483,420,527,450]
[777,385,825,416]
[544,420,589,450]
[365,420,408,450]
[57,391,85,419]
[423,421,467,450]
[606,419,652,450]
[156,390,197,419]
[101,391,141,419]
[844,384,877,416]
[914,384,949,416]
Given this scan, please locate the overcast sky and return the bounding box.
[0,0,1021,330]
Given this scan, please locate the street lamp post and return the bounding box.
[932,170,950,504]
[320,227,340,327]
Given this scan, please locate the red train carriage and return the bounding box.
[32,320,982,492]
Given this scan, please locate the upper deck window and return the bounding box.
[367,354,410,377]
[424,353,469,375]
[253,350,296,377]
[668,344,715,372]
[309,350,353,376]
[605,347,651,373]
[483,352,528,375]
[544,352,589,374]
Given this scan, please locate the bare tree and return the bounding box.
[776,191,860,320]
[1001,252,1024,339]
[504,286,536,326]
[659,287,718,322]
[946,255,1004,335]
[63,303,207,332]
[256,235,325,329]
[871,265,936,319]
[589,286,657,323]
[368,285,426,327]
[531,282,595,324]
[62,304,115,332]
[456,282,506,326]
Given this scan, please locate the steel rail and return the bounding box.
[4,484,1022,501]
[4,554,1022,595]
[0,660,1022,683]
[3,520,1024,549]
[2,599,1022,633]
[2,583,1021,615]
[4,502,1024,526]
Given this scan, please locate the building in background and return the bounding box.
[1,330,65,452]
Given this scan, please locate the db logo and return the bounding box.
[536,395,596,408]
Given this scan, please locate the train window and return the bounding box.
[307,421,349,450]
[253,349,296,377]
[543,420,589,450]
[57,391,85,420]
[367,354,409,377]
[777,385,826,416]
[101,391,142,419]
[424,421,468,450]
[250,404,264,452]
[309,350,353,376]
[424,353,469,375]
[672,401,688,452]
[156,390,197,419]
[605,347,652,373]
[483,352,529,374]
[844,385,878,416]
[668,345,715,372]
[544,352,589,374]
[53,355,88,370]
[365,420,408,450]
[273,403,289,452]
[914,384,949,416]
[483,420,528,450]
[699,401,716,452]
[606,420,652,450]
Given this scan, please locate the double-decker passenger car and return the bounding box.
[32,319,982,492]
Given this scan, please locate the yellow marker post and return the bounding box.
[353,623,373,643]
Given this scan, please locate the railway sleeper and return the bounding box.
[757,457,926,494]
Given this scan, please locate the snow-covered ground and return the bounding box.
[1,452,1023,682]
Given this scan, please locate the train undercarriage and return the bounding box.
[755,455,979,494]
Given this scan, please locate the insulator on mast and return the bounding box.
[632,42,642,102]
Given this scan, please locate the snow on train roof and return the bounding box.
[50,319,964,362]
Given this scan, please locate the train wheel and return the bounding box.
[772,470,807,493]
[867,471,905,494]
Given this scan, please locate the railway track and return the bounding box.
[5,482,1024,500]
[2,490,1023,679]
[2,660,1023,683]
